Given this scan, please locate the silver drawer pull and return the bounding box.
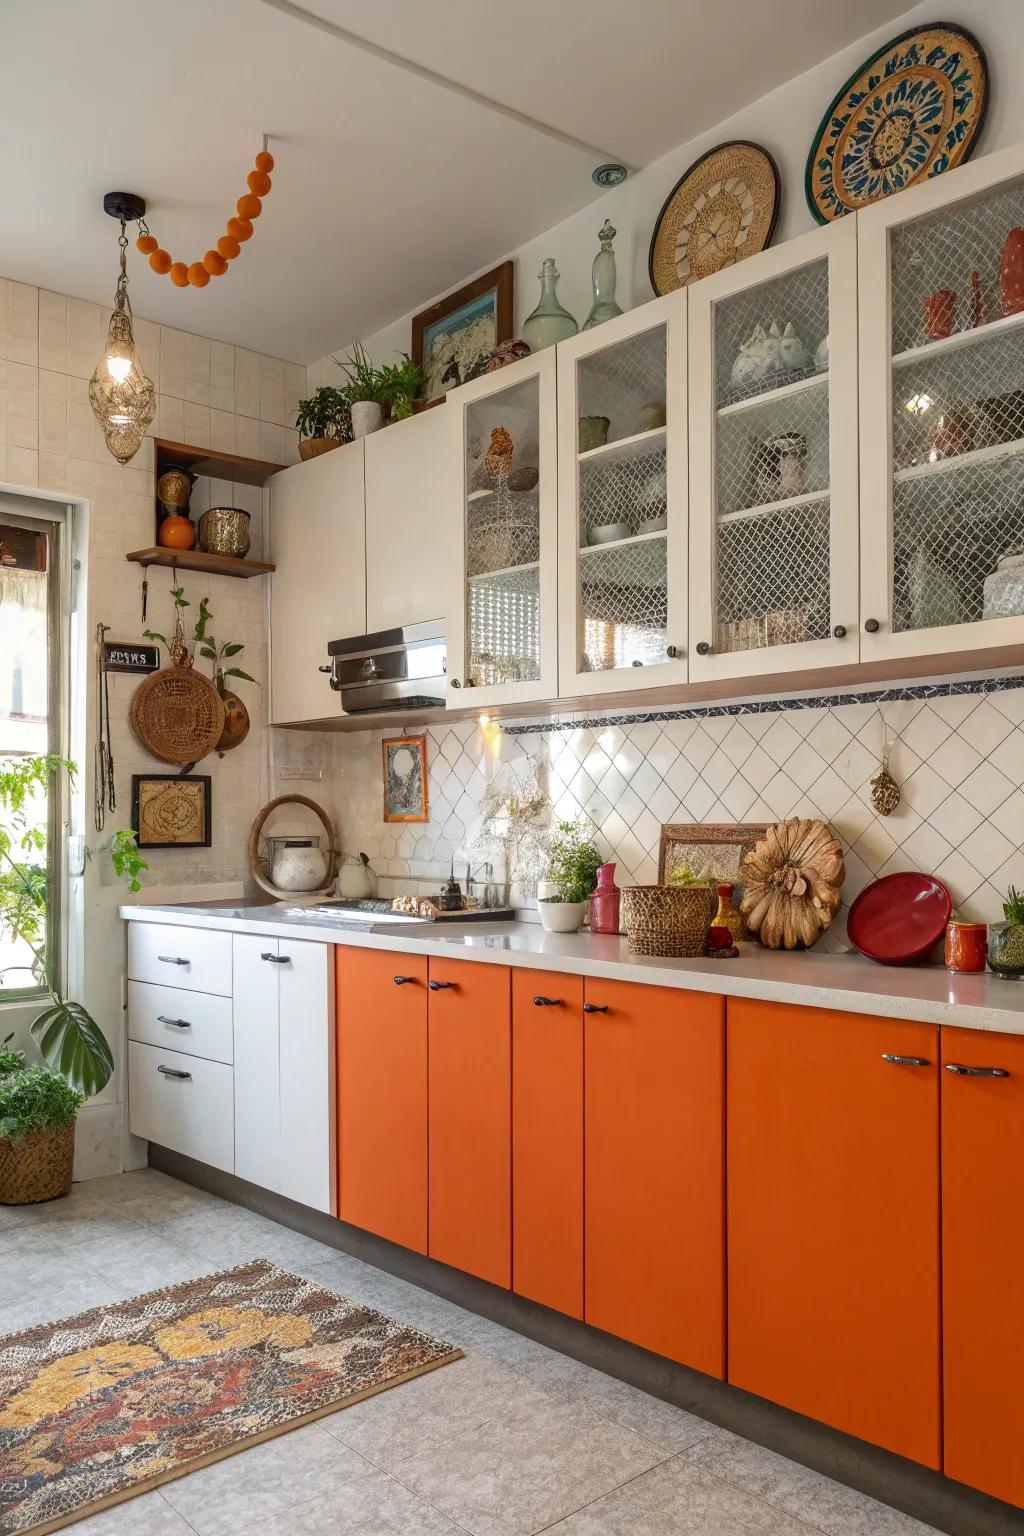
[261,952,290,964]
[157,955,189,966]
[882,1053,931,1067]
[156,1016,191,1030]
[157,1065,192,1080]
[944,1063,1010,1078]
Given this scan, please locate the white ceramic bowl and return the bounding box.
[589,522,630,546]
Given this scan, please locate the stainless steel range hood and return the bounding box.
[325,619,446,714]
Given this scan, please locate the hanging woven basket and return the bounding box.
[130,655,225,766]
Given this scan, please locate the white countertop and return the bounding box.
[119,901,1024,1037]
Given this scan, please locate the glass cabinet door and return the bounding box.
[688,220,859,681]
[447,349,558,708]
[557,296,688,696]
[860,143,1024,662]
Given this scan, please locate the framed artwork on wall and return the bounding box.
[132,774,212,849]
[412,261,514,404]
[382,735,429,824]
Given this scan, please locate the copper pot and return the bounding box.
[199,507,251,558]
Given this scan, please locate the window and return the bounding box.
[0,495,68,1002]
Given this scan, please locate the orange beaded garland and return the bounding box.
[203,249,228,276]
[136,234,157,255]
[236,193,262,220]
[247,170,272,196]
[254,150,275,174]
[139,147,274,288]
[148,249,172,275]
[170,262,190,287]
[227,217,253,243]
[217,235,241,261]
[187,262,210,288]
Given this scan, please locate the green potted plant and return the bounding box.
[335,342,387,438]
[988,886,1024,979]
[378,352,425,423]
[0,754,146,1202]
[295,385,352,461]
[539,819,603,933]
[193,597,256,755]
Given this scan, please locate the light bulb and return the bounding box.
[106,353,132,383]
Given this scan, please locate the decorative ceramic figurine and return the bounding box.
[583,219,624,330]
[730,320,811,388]
[999,228,1024,317]
[466,339,531,381]
[778,321,812,371]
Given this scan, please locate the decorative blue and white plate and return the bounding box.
[806,23,988,224]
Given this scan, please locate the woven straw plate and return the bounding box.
[649,141,779,295]
[130,663,224,766]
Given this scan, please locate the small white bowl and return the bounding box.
[589,522,630,545]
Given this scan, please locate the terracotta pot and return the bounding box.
[158,514,196,551]
[298,437,342,461]
[999,228,1024,318]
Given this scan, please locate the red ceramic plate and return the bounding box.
[847,872,952,966]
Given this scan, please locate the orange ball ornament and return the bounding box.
[217,235,240,261]
[227,216,253,243]
[247,170,271,197]
[187,262,210,288]
[203,249,228,276]
[170,262,190,287]
[255,150,275,174]
[158,515,196,551]
[136,234,157,255]
[148,248,173,275]
[236,193,262,220]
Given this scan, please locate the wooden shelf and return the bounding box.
[154,438,286,487]
[126,548,275,579]
[893,437,1024,484]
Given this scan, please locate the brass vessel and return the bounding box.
[199,506,251,558]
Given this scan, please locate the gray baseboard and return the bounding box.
[149,1146,1022,1536]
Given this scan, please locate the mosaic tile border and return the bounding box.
[504,674,1024,736]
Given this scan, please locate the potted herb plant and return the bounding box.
[0,754,146,1202]
[989,885,1024,979]
[378,353,425,423]
[336,342,387,438]
[539,819,603,934]
[295,385,352,461]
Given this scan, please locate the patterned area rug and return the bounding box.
[0,1259,462,1535]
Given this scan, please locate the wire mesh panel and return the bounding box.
[892,328,1024,473]
[579,447,667,545]
[891,453,1024,632]
[576,325,667,446]
[715,258,829,409]
[716,385,829,517]
[890,181,1024,354]
[578,536,668,673]
[468,565,541,686]
[715,500,831,653]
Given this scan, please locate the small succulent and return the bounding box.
[1002,885,1024,926]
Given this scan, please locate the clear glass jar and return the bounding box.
[522,259,578,351]
[987,921,1024,979]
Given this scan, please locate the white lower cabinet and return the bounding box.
[232,935,336,1215]
[128,1041,234,1174]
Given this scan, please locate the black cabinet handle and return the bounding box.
[318,664,332,673]
[156,1016,191,1030]
[450,678,462,689]
[428,980,455,991]
[583,1003,609,1014]
[157,1065,192,1080]
[832,624,847,639]
[533,996,562,1007]
[944,1063,1010,1078]
[882,1053,931,1068]
[157,955,189,966]
[695,642,711,656]
[261,952,290,964]
[864,618,880,633]
[393,975,415,986]
[666,645,680,659]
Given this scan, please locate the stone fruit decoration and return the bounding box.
[741,818,845,950]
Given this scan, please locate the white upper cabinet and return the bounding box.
[364,405,458,634]
[687,220,860,682]
[557,297,688,697]
[268,440,365,725]
[446,349,558,709]
[859,142,1024,663]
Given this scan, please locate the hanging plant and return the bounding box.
[135,147,276,289]
[194,597,256,755]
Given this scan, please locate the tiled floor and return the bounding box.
[0,1170,941,1536]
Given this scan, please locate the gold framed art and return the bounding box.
[382,735,429,823]
[132,774,212,849]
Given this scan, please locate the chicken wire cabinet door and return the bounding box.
[688,221,859,682]
[557,296,688,697]
[446,349,558,710]
[859,143,1024,665]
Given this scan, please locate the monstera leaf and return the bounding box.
[31,1001,114,1097]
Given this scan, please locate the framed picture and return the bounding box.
[657,822,770,888]
[382,736,429,824]
[412,261,514,404]
[132,774,212,849]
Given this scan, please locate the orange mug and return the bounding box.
[923,289,956,340]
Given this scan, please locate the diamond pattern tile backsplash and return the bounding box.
[305,685,1024,948]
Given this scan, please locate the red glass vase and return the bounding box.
[589,862,621,935]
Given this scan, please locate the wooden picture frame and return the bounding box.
[412,261,514,405]
[132,774,212,850]
[657,822,770,887]
[382,735,429,824]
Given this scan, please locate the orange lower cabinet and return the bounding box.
[512,969,584,1318]
[727,999,940,1468]
[585,979,724,1375]
[942,1027,1024,1508]
[428,958,511,1287]
[336,947,428,1253]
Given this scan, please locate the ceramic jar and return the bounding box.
[588,862,621,935]
[270,838,328,892]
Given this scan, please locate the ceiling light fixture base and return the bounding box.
[103,191,147,223]
[592,164,627,189]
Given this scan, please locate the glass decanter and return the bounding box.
[583,219,624,331]
[522,259,578,351]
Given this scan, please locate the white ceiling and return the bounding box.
[1,0,908,361]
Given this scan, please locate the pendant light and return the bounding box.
[89,192,156,464]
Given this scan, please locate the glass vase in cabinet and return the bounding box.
[687,220,859,682]
[446,348,558,709]
[859,142,1024,665]
[557,294,688,697]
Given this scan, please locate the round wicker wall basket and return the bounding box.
[130,660,225,767]
[248,794,339,900]
[622,884,716,958]
[0,1121,75,1205]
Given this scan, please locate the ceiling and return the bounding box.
[1,0,908,361]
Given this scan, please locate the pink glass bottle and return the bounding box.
[589,862,621,935]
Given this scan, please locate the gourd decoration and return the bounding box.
[134,146,275,289]
[740,819,845,951]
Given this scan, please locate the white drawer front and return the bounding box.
[128,1041,234,1173]
[128,980,233,1065]
[128,922,231,996]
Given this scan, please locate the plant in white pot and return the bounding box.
[538,820,603,934]
[336,342,387,438]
